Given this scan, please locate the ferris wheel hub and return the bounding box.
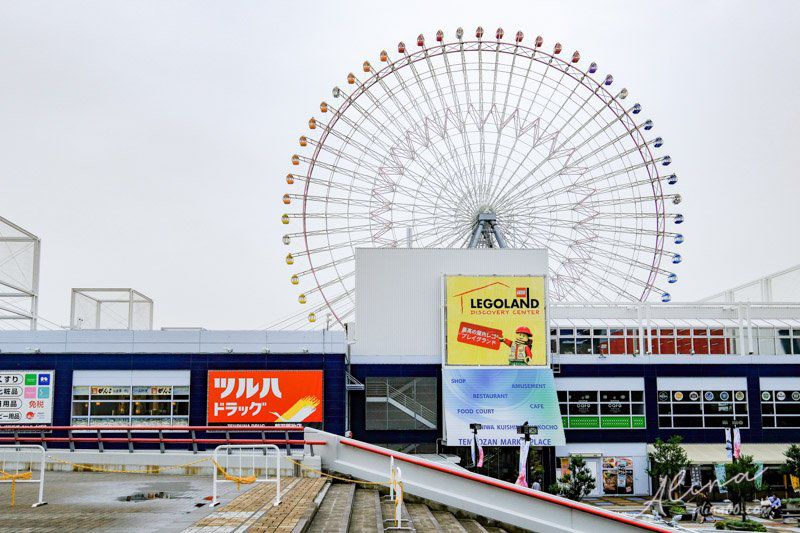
[468,210,508,249]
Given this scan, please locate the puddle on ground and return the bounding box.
[118,491,184,502]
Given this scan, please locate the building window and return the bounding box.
[557,389,645,429]
[552,327,738,355]
[365,377,437,431]
[761,388,800,428]
[749,328,800,355]
[657,388,748,429]
[553,328,641,356]
[71,371,190,427]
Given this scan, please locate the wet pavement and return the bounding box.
[0,471,254,532]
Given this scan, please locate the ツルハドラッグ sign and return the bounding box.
[207,370,323,424]
[442,367,565,446]
[0,370,54,424]
[446,276,546,366]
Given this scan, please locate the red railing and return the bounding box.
[342,439,670,533]
[0,425,324,455]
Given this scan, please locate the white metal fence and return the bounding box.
[210,444,281,508]
[0,444,46,507]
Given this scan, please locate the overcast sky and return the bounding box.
[1,0,799,329]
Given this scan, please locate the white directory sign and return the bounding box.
[0,370,54,424]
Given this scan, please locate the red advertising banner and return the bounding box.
[456,322,503,350]
[207,370,323,424]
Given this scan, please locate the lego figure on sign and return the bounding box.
[499,326,533,365]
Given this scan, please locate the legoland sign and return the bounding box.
[0,370,54,424]
[445,276,547,366]
[442,367,564,446]
[207,370,323,424]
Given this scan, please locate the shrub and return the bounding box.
[549,455,596,502]
[668,503,686,516]
[714,519,767,531]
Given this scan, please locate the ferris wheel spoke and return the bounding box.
[544,237,649,300]
[440,39,478,174]
[293,254,353,279]
[378,59,482,205]
[418,49,489,208]
[535,215,677,239]
[526,237,622,301]
[491,97,628,209]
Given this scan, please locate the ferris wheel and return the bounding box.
[280,27,683,327]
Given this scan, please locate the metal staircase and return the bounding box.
[365,380,437,429]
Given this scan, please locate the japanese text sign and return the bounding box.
[0,370,54,424]
[207,370,323,424]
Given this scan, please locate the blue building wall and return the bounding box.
[2,353,797,449]
[0,353,346,436]
[350,363,800,446]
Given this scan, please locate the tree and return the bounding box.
[725,455,758,523]
[782,444,800,495]
[647,435,689,499]
[549,455,596,502]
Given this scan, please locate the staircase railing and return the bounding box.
[365,381,437,427]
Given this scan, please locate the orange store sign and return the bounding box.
[207,370,323,424]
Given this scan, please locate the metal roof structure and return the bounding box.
[0,216,40,330]
[701,263,800,303]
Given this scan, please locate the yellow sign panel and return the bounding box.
[445,276,547,366]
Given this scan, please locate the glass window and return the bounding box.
[657,387,749,429]
[71,382,189,427]
[568,391,597,402]
[559,388,645,429]
[760,389,800,428]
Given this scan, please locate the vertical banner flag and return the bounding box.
[732,427,741,459]
[516,439,531,487]
[470,433,485,468]
[714,463,727,493]
[470,434,476,466]
[207,370,323,424]
[446,276,546,366]
[755,462,765,490]
[724,428,733,460]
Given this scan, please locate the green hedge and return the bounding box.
[714,519,767,532]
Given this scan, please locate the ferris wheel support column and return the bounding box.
[468,211,508,248]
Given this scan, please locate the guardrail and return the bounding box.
[0,426,325,455]
[211,444,281,508]
[0,444,46,507]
